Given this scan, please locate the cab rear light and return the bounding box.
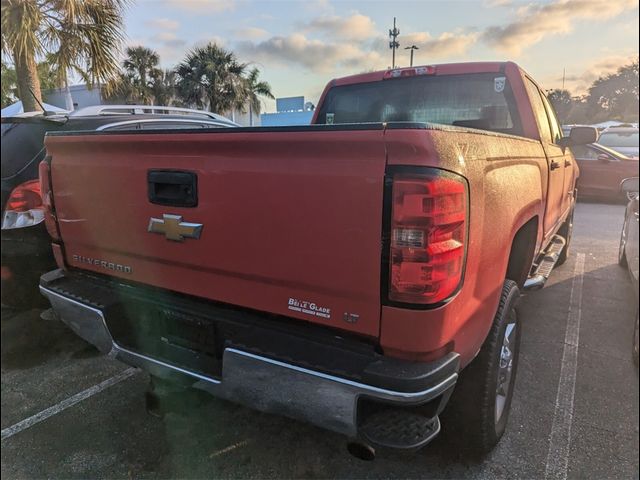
[38,160,61,241]
[383,65,436,79]
[389,172,468,304]
[1,180,45,229]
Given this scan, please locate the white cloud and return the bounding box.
[302,13,377,40]
[146,17,180,31]
[152,31,187,48]
[482,0,638,55]
[402,31,478,58]
[304,0,334,14]
[234,27,270,40]
[236,33,384,73]
[484,0,512,6]
[366,30,478,65]
[162,0,235,14]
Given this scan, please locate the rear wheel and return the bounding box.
[444,280,522,454]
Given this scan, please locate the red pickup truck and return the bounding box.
[39,62,596,456]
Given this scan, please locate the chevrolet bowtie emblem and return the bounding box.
[148,214,203,242]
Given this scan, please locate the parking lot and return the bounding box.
[1,201,638,479]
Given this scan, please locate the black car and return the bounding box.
[618,176,639,365]
[1,105,237,308]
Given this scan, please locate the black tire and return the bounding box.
[618,216,628,268]
[557,208,574,266]
[444,280,522,454]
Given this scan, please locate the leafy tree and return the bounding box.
[105,48,184,107]
[175,43,249,113]
[106,46,162,104]
[1,60,17,107]
[1,0,127,112]
[122,46,161,104]
[245,67,274,125]
[587,59,639,122]
[547,89,573,123]
[151,69,181,107]
[37,55,59,91]
[2,56,66,108]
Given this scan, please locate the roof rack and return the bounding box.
[70,105,234,122]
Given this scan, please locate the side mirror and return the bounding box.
[569,126,599,146]
[597,154,611,163]
[620,177,639,194]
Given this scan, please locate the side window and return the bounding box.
[524,78,552,144]
[570,145,599,160]
[540,91,563,144]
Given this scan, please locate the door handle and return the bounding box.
[564,160,572,167]
[148,170,198,207]
[550,161,561,170]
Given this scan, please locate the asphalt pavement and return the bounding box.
[1,201,638,479]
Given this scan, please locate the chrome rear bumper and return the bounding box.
[40,282,458,440]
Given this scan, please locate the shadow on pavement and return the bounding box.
[1,305,99,370]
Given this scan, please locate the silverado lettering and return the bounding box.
[71,254,132,273]
[39,62,597,454]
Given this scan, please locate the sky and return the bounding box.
[123,0,640,112]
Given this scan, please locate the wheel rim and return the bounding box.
[495,320,517,423]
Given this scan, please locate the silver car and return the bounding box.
[599,127,639,158]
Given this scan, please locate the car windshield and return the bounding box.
[316,72,523,136]
[598,131,639,147]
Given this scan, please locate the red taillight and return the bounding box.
[1,180,45,230]
[38,160,61,241]
[6,180,42,212]
[389,173,467,304]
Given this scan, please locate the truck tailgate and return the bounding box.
[45,127,387,337]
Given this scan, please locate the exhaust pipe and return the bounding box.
[347,441,376,461]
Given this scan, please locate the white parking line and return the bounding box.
[544,253,585,480]
[1,367,138,441]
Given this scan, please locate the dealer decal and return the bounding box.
[288,297,331,319]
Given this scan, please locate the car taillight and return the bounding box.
[389,172,468,304]
[38,160,61,241]
[1,180,45,230]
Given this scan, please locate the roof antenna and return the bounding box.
[28,87,56,116]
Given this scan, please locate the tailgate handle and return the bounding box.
[148,170,198,207]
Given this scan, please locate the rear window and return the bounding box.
[316,72,523,136]
[598,131,639,148]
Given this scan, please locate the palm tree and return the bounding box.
[1,0,127,112]
[245,67,274,126]
[104,46,163,105]
[175,43,249,114]
[151,69,180,107]
[122,46,161,104]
